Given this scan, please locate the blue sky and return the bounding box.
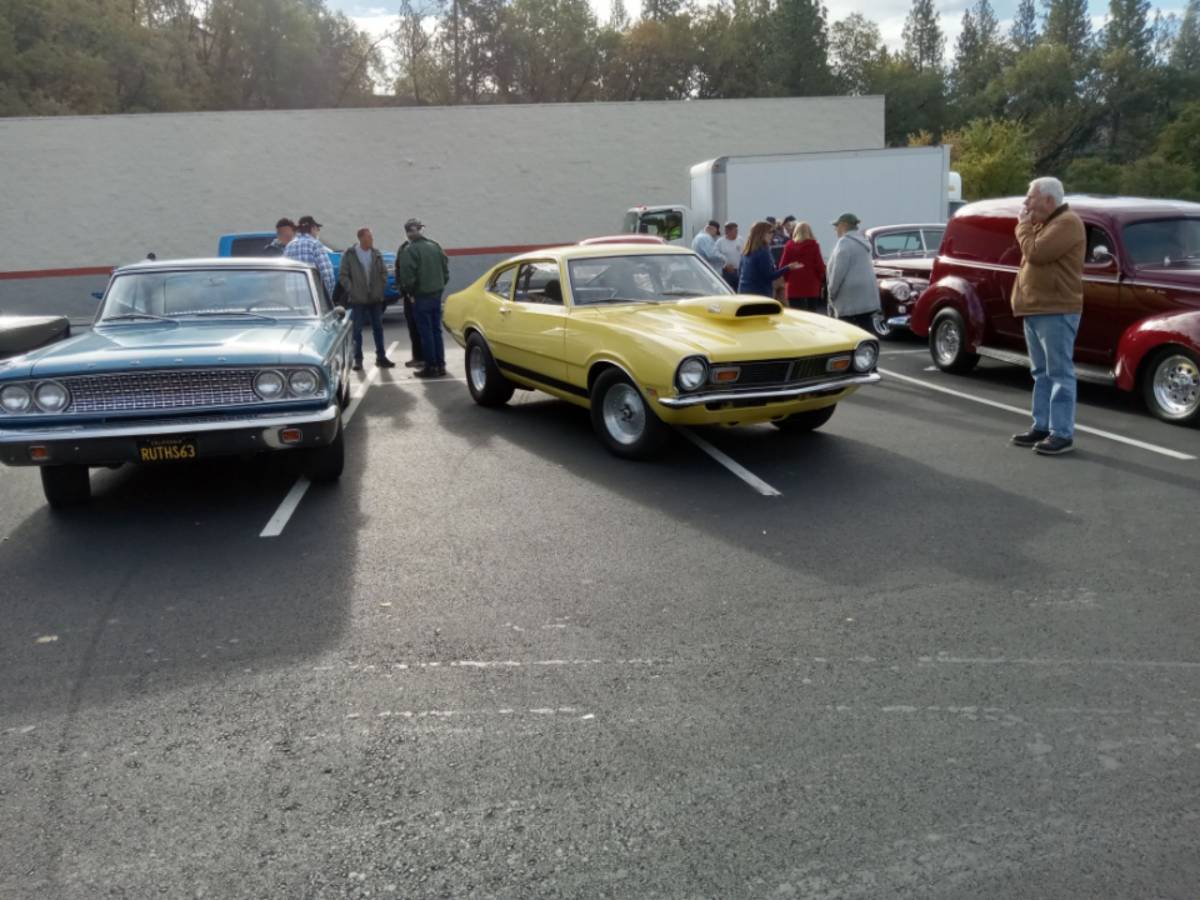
[330,0,1182,66]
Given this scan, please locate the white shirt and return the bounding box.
[715,236,744,270]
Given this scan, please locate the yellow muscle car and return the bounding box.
[443,244,880,458]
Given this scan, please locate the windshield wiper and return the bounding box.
[100,313,179,325]
[178,310,279,321]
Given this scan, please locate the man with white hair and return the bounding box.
[1010,176,1086,456]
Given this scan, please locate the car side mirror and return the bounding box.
[1091,245,1113,265]
[91,291,104,301]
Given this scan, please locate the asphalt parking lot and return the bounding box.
[2,332,1199,899]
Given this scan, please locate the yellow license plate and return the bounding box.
[137,438,198,463]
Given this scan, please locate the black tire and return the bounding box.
[1141,346,1200,425]
[590,368,669,459]
[303,426,345,482]
[929,308,979,374]
[466,333,514,407]
[773,404,837,433]
[40,464,91,508]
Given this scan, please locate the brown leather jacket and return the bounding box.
[1011,204,1086,317]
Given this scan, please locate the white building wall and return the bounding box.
[0,97,883,273]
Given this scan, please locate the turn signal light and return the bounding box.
[827,356,852,372]
[29,446,49,461]
[711,367,741,383]
[279,428,303,445]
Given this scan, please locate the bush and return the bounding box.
[1064,157,1122,194]
[1119,156,1199,200]
[942,118,1034,200]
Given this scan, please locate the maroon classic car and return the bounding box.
[908,196,1200,425]
[866,223,945,338]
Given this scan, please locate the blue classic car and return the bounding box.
[0,257,353,508]
[217,232,401,304]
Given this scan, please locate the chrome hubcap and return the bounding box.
[935,319,961,364]
[468,346,488,392]
[872,312,891,338]
[1152,354,1200,418]
[602,383,646,445]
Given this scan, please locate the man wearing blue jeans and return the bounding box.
[396,218,450,379]
[1010,177,1086,456]
[337,227,394,371]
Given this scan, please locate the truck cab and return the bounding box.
[622,207,691,246]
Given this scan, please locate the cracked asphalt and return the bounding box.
[2,335,1199,899]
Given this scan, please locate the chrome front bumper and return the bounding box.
[656,372,881,408]
[887,315,911,330]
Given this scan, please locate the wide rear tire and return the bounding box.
[466,333,514,407]
[40,464,91,508]
[773,404,836,433]
[590,368,668,459]
[929,308,979,374]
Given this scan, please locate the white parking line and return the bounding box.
[879,367,1197,461]
[680,429,782,497]
[259,342,399,538]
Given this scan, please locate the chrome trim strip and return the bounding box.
[0,403,338,443]
[656,373,880,408]
[887,316,912,329]
[938,258,1018,274]
[976,345,1116,385]
[1126,279,1200,293]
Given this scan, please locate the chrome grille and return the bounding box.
[64,369,260,413]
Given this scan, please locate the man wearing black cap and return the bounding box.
[284,215,335,298]
[264,217,296,255]
[396,218,450,379]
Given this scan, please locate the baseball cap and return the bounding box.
[765,216,777,224]
[275,217,296,229]
[404,218,424,231]
[707,219,721,230]
[297,215,323,229]
[723,221,737,229]
[832,212,861,228]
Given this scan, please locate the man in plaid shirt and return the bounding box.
[284,215,335,298]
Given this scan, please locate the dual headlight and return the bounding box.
[253,368,323,401]
[853,341,879,372]
[0,381,70,414]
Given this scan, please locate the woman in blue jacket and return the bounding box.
[738,220,801,296]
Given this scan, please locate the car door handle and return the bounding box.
[499,306,512,315]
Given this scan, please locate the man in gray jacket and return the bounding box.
[826,213,881,332]
[338,227,395,371]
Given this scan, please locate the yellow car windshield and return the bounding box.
[567,254,732,306]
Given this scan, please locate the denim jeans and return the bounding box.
[402,295,423,362]
[413,292,445,369]
[1023,312,1082,439]
[352,303,386,361]
[788,296,824,314]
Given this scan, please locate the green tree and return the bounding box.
[1064,156,1122,192]
[830,13,882,95]
[1120,155,1198,198]
[1173,0,1200,71]
[1156,100,1200,167]
[1010,0,1039,52]
[952,0,1007,122]
[902,0,945,71]
[692,0,772,99]
[771,0,833,95]
[868,51,946,144]
[943,118,1034,199]
[1043,0,1091,61]
[1098,0,1157,157]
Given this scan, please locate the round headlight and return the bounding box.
[288,369,319,396]
[0,384,33,414]
[677,357,708,391]
[253,370,286,400]
[853,341,879,372]
[890,281,912,301]
[33,381,70,412]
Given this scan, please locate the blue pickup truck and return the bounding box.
[218,232,400,304]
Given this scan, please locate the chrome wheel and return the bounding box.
[602,383,646,445]
[1151,353,1200,420]
[468,345,488,393]
[934,318,962,366]
[871,312,892,339]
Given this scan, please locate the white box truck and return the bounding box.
[622,146,954,245]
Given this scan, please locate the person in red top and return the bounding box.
[778,221,827,313]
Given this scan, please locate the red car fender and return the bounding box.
[1114,310,1200,392]
[909,276,987,349]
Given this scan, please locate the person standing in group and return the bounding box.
[826,213,880,331]
[394,237,424,369]
[339,227,395,371]
[715,222,743,290]
[738,220,801,297]
[284,214,335,299]
[1010,176,1086,456]
[690,220,725,273]
[767,216,790,301]
[779,221,826,313]
[264,217,295,255]
[396,218,450,379]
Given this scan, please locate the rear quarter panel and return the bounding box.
[910,274,987,347]
[1114,310,1200,391]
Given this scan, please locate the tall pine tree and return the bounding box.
[902,0,945,71]
[1043,0,1091,59]
[772,0,833,94]
[1011,0,1039,51]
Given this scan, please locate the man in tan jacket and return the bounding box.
[1010,177,1085,456]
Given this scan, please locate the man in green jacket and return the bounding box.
[396,218,450,379]
[338,227,395,371]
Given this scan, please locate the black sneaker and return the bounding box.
[1011,428,1050,448]
[413,367,439,379]
[376,356,396,369]
[405,359,424,369]
[435,366,448,377]
[1034,435,1075,456]
[352,360,363,372]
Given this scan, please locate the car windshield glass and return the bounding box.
[567,253,733,305]
[1123,218,1200,268]
[99,269,317,321]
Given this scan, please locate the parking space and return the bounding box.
[2,331,1199,899]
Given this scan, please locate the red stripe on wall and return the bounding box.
[0,245,568,280]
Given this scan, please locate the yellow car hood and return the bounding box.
[583,295,863,360]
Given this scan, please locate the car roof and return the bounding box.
[865,223,945,236]
[113,257,316,275]
[955,195,1200,224]
[502,244,698,264]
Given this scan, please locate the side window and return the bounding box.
[514,262,564,305]
[487,266,516,299]
[921,229,945,254]
[1084,224,1115,265]
[231,237,272,257]
[873,231,922,257]
[638,211,684,241]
